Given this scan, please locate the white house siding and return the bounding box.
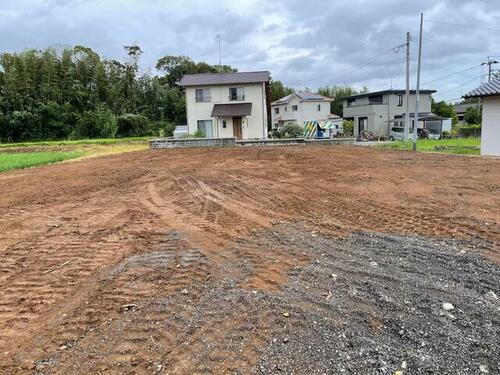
[481,96,500,156]
[272,98,331,126]
[185,82,268,139]
[343,93,433,137]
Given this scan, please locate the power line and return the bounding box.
[437,74,486,99]
[294,42,405,86]
[426,19,500,33]
[422,64,483,86]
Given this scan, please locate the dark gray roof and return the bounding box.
[272,91,332,105]
[179,71,270,86]
[463,78,500,98]
[343,89,436,100]
[211,103,252,117]
[453,103,476,113]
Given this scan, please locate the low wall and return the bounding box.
[305,138,356,145]
[149,137,355,149]
[236,138,305,147]
[150,137,236,149]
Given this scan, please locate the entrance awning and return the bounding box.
[211,103,252,117]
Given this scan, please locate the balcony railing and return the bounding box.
[196,97,211,102]
[229,95,245,101]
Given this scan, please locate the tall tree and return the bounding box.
[270,80,294,101]
[317,85,358,117]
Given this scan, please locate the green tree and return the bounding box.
[431,99,458,125]
[317,85,358,117]
[464,106,482,125]
[270,80,294,101]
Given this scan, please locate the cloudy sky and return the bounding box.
[1,0,500,102]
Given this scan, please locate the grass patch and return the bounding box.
[0,151,84,172]
[0,137,149,149]
[381,138,480,155]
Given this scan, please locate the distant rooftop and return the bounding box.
[343,89,436,100]
[272,91,332,105]
[463,78,500,98]
[179,71,270,86]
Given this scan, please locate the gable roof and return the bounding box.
[271,91,332,105]
[343,89,436,100]
[463,78,500,98]
[179,71,270,86]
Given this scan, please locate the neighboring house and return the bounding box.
[463,79,500,156]
[342,89,436,138]
[271,91,333,128]
[454,102,478,123]
[179,71,271,140]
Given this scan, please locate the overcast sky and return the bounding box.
[1,0,500,102]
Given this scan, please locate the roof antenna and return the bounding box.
[216,34,222,73]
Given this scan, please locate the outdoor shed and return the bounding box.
[464,79,500,156]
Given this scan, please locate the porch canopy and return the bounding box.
[386,112,445,124]
[211,103,252,117]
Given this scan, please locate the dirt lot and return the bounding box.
[0,145,499,374]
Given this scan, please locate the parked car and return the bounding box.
[389,127,430,141]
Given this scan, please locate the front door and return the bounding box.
[233,117,243,140]
[358,117,367,134]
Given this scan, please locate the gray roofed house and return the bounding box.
[271,91,333,128]
[179,71,270,87]
[179,71,271,140]
[463,78,500,98]
[342,89,436,138]
[463,78,500,156]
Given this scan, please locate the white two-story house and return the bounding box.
[342,89,436,137]
[271,91,333,127]
[179,71,271,140]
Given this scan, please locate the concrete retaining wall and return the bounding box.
[305,138,356,145]
[150,137,236,149]
[150,137,355,149]
[236,138,305,147]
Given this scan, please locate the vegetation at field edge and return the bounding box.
[0,151,84,173]
[381,138,480,155]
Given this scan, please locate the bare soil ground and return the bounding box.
[0,146,499,374]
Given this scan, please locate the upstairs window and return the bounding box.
[397,95,403,106]
[274,107,279,114]
[317,104,321,111]
[292,105,298,111]
[347,98,355,107]
[284,106,288,112]
[229,87,245,101]
[195,88,211,102]
[368,95,383,104]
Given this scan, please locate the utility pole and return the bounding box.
[404,32,411,142]
[413,13,423,152]
[216,35,222,73]
[483,57,499,82]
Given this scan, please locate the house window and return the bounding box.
[229,87,245,101]
[274,107,279,114]
[222,120,227,129]
[197,120,213,137]
[292,105,298,111]
[195,88,211,102]
[285,106,288,112]
[347,98,355,107]
[397,95,403,106]
[368,95,383,104]
[317,104,321,111]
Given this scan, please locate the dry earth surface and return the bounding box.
[0,145,499,374]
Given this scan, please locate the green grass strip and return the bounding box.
[0,151,84,173]
[380,138,480,155]
[0,137,150,149]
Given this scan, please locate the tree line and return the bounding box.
[0,46,235,142]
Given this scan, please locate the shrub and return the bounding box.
[456,124,481,137]
[342,120,353,135]
[193,129,205,138]
[279,123,303,138]
[116,114,152,137]
[72,105,117,139]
